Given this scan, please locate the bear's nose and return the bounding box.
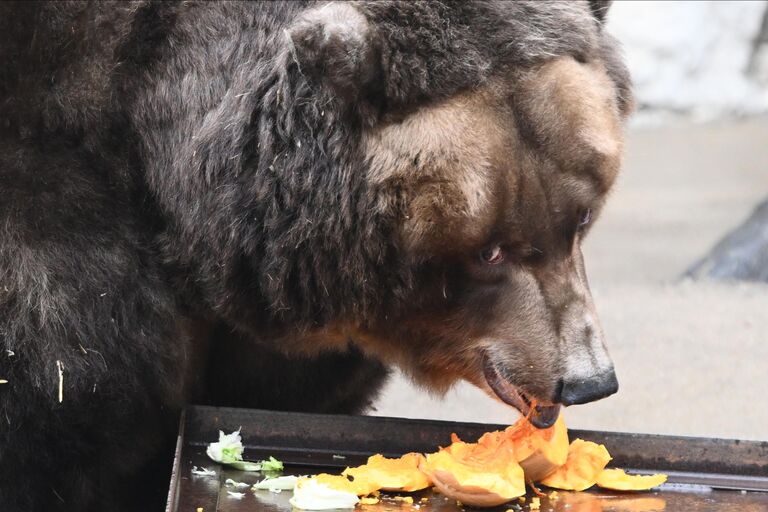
[558,368,619,406]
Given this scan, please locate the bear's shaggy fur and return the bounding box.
[0,2,630,510]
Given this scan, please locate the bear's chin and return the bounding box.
[482,353,561,429]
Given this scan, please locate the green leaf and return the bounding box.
[260,456,284,472]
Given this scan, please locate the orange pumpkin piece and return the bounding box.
[421,433,525,507]
[538,439,611,491]
[342,453,431,492]
[313,472,380,496]
[596,468,667,491]
[504,414,569,481]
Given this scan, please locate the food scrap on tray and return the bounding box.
[421,430,526,506]
[206,428,285,472]
[205,414,667,509]
[596,468,668,491]
[538,439,612,491]
[343,453,431,492]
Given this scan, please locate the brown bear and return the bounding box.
[0,1,631,510]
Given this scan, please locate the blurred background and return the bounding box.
[372,1,768,441]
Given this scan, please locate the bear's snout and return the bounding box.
[557,368,619,406]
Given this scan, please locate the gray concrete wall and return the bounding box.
[607,1,768,122]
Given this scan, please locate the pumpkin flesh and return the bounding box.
[342,453,431,492]
[539,439,611,491]
[505,414,569,481]
[311,473,380,496]
[421,433,525,507]
[297,413,665,507]
[596,468,667,491]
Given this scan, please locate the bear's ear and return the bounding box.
[588,0,613,24]
[285,2,380,100]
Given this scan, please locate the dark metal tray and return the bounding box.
[166,406,768,512]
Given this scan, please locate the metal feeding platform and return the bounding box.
[167,406,768,512]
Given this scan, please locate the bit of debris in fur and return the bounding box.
[56,360,64,403]
[0,379,7,384]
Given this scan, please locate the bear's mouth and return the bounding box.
[482,353,561,429]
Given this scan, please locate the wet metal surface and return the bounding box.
[167,406,768,512]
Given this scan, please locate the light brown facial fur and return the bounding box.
[355,56,628,415]
[364,88,507,254]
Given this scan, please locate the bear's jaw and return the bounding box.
[482,352,561,429]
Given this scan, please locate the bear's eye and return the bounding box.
[578,208,592,230]
[479,245,505,265]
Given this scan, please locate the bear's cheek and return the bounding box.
[362,86,514,255]
[351,260,568,400]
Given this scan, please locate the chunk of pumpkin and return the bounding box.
[538,439,611,491]
[421,434,525,507]
[596,468,667,491]
[342,453,431,492]
[504,414,569,481]
[312,473,380,496]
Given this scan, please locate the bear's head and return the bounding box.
[264,0,631,426]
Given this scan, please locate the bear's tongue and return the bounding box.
[482,354,561,429]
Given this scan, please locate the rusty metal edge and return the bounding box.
[658,470,768,492]
[176,405,768,493]
[165,409,186,512]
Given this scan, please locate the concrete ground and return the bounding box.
[371,118,768,442]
